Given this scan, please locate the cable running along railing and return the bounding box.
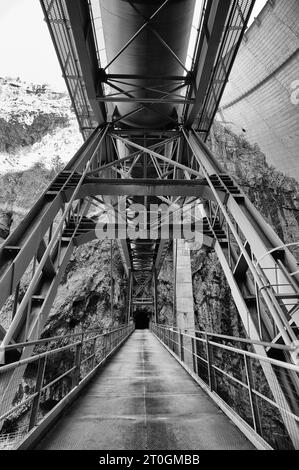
[0,324,134,450]
[151,324,299,450]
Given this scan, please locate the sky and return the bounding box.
[248,0,268,26]
[0,0,66,90]
[0,0,268,92]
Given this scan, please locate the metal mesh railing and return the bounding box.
[40,0,99,138]
[151,324,299,450]
[0,324,134,450]
[196,0,255,139]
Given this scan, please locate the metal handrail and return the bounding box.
[1,325,130,352]
[0,323,134,444]
[154,323,299,352]
[151,323,299,450]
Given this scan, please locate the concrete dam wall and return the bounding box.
[219,0,299,180]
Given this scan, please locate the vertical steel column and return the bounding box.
[110,240,114,318]
[179,330,184,362]
[128,270,133,324]
[205,333,214,391]
[153,268,158,324]
[102,332,108,358]
[91,337,97,370]
[192,336,198,375]
[126,271,131,324]
[173,240,177,325]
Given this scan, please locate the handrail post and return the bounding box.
[153,268,158,324]
[72,335,83,388]
[29,355,46,430]
[192,336,198,375]
[108,331,111,355]
[180,330,184,362]
[205,332,214,391]
[244,353,262,435]
[103,332,108,359]
[91,337,97,370]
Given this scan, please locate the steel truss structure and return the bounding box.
[0,0,298,449]
[0,127,299,445]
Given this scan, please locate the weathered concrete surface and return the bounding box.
[220,0,299,179]
[36,330,255,450]
[174,240,196,369]
[175,240,195,334]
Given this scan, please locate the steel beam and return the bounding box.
[63,178,224,200]
[153,268,158,323]
[103,74,188,82]
[187,130,299,351]
[184,0,232,127]
[97,96,194,105]
[64,0,106,125]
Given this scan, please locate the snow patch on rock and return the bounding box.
[0,77,83,173]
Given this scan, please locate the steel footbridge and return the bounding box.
[0,0,299,450]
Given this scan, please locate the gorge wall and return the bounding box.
[190,123,299,336]
[1,78,299,342]
[1,79,299,439]
[0,79,127,341]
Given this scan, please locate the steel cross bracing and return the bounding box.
[40,0,255,137]
[1,0,297,449]
[0,127,299,444]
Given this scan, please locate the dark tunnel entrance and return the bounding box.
[134,309,150,330]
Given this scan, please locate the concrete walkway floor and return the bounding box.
[36,330,255,450]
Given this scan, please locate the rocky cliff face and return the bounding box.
[191,123,299,336]
[209,124,299,244]
[0,79,127,341]
[0,80,298,446]
[44,240,127,338]
[157,250,174,324]
[1,79,298,341]
[0,77,83,173]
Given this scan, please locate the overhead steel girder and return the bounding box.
[39,1,104,137]
[62,220,215,249]
[103,74,189,82]
[184,0,255,133]
[64,0,106,126]
[61,178,226,201]
[97,97,194,105]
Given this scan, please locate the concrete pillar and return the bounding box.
[174,240,195,369]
